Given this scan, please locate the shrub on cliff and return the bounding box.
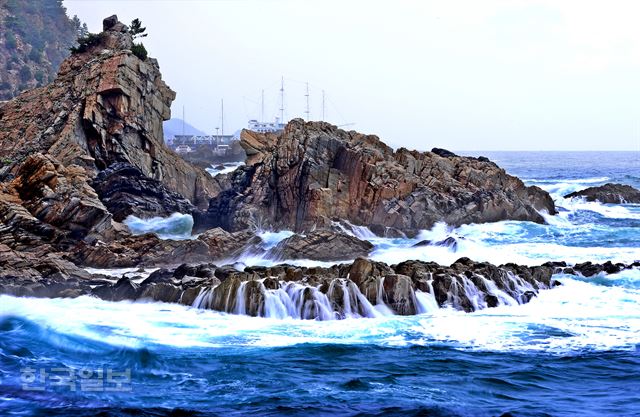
[19,66,32,83]
[131,43,148,60]
[129,18,148,60]
[4,31,17,49]
[69,32,101,54]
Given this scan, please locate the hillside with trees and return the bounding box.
[0,0,86,100]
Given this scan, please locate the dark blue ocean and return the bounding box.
[1,151,639,417]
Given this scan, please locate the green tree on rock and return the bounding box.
[129,18,147,39]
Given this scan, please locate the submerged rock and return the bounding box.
[200,119,556,234]
[564,183,640,204]
[4,256,638,319]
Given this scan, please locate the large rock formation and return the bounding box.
[0,16,221,271]
[201,120,556,235]
[0,15,218,210]
[564,183,640,204]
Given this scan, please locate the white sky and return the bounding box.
[64,0,640,151]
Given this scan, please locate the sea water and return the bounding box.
[1,151,639,416]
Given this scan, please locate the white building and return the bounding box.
[248,118,286,133]
[175,144,193,154]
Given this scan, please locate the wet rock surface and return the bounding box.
[0,257,557,316]
[564,183,640,204]
[92,162,196,221]
[268,230,374,262]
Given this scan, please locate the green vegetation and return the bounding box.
[129,19,148,60]
[4,31,17,49]
[19,66,32,83]
[69,32,102,54]
[129,18,148,39]
[34,70,45,83]
[28,47,42,63]
[131,43,148,60]
[1,0,85,98]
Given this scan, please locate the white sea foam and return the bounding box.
[205,161,244,177]
[124,213,194,240]
[2,275,638,353]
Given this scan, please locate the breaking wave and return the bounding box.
[124,213,194,240]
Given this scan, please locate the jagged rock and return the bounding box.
[196,227,260,259]
[4,256,638,318]
[564,183,640,204]
[92,162,196,221]
[344,257,392,287]
[69,228,260,269]
[0,243,92,282]
[69,234,204,268]
[431,148,457,158]
[0,16,224,278]
[571,261,639,277]
[412,236,460,250]
[0,23,218,207]
[268,230,373,262]
[93,277,139,301]
[9,153,113,240]
[200,119,556,234]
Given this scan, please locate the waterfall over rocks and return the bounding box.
[184,258,556,320]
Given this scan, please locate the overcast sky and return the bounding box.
[64,0,639,151]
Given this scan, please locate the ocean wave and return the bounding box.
[523,176,610,185]
[205,161,244,177]
[124,213,194,240]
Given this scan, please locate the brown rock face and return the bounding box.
[268,230,374,262]
[0,16,218,209]
[0,16,222,274]
[203,119,556,234]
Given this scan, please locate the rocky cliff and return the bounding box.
[0,16,218,209]
[201,119,556,235]
[0,15,220,265]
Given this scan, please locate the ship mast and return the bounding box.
[279,76,285,124]
[305,82,310,121]
[261,89,264,123]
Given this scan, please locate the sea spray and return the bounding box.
[124,213,195,239]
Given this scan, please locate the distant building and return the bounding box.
[175,144,193,154]
[214,144,230,156]
[248,118,285,133]
[172,134,234,146]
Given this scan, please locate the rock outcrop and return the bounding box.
[267,230,374,262]
[92,162,196,221]
[0,16,222,275]
[70,228,260,268]
[564,183,640,204]
[0,257,560,317]
[544,260,640,277]
[0,15,218,211]
[200,120,555,235]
